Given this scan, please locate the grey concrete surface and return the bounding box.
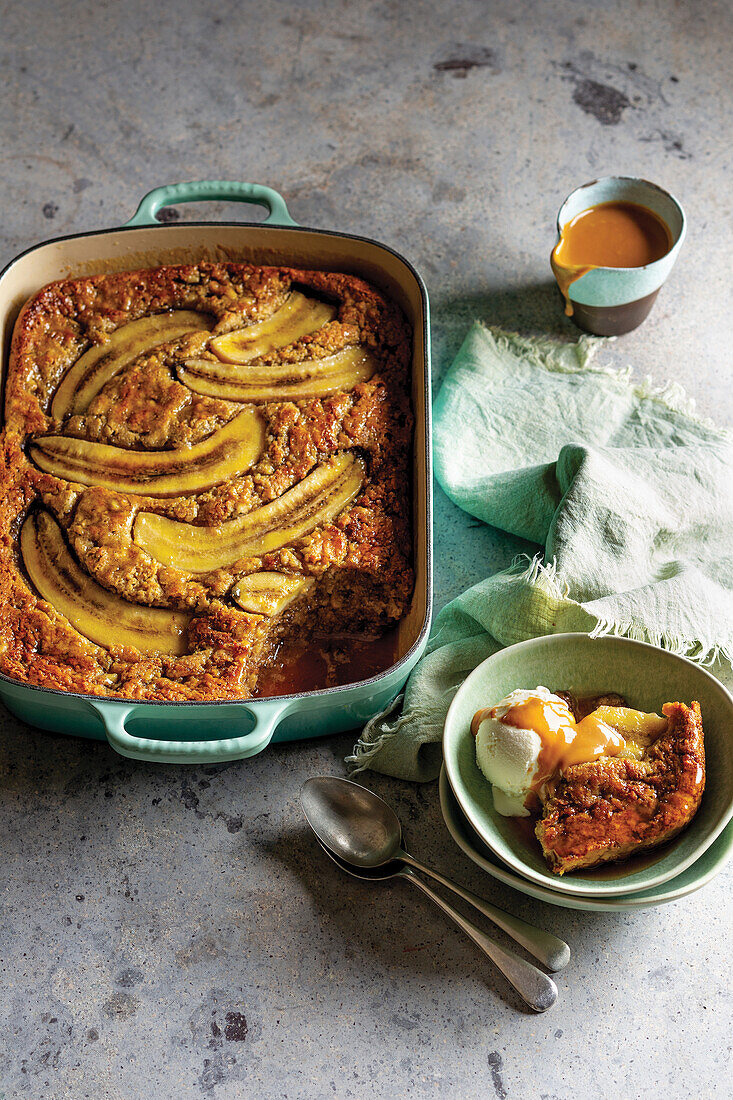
[0,1,731,1097]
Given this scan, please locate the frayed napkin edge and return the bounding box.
[476,323,726,436]
[344,694,405,775]
[521,553,733,667]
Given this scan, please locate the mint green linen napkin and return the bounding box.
[346,324,733,782]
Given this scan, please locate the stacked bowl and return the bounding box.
[441,635,733,911]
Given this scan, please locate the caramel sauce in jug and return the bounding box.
[551,200,673,316]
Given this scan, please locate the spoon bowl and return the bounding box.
[301,775,402,868]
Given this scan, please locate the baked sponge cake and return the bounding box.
[536,701,705,874]
[0,263,413,701]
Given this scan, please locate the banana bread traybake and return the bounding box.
[0,262,414,701]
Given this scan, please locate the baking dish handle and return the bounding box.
[88,698,292,764]
[125,180,299,228]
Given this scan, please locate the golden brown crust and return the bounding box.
[535,701,705,873]
[0,263,413,700]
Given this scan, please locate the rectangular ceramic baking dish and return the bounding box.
[0,180,433,763]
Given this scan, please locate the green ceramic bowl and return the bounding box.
[442,634,733,898]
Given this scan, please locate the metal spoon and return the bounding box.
[313,836,558,1013]
[301,776,570,972]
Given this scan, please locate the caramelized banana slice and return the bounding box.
[30,407,265,496]
[210,292,336,364]
[592,706,669,744]
[232,572,314,615]
[52,311,211,419]
[178,346,377,402]
[134,453,365,573]
[21,510,190,654]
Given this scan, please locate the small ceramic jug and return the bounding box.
[552,176,686,335]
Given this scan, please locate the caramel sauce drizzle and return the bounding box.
[472,694,626,810]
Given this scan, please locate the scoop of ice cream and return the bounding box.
[473,686,571,818]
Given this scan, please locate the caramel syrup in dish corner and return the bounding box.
[551,200,673,316]
[254,629,400,698]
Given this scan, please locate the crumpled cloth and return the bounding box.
[346,324,733,782]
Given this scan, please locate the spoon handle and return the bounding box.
[400,853,570,972]
[400,868,557,1012]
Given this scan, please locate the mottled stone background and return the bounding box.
[0,1,731,1098]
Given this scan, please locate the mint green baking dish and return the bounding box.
[0,181,433,763]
